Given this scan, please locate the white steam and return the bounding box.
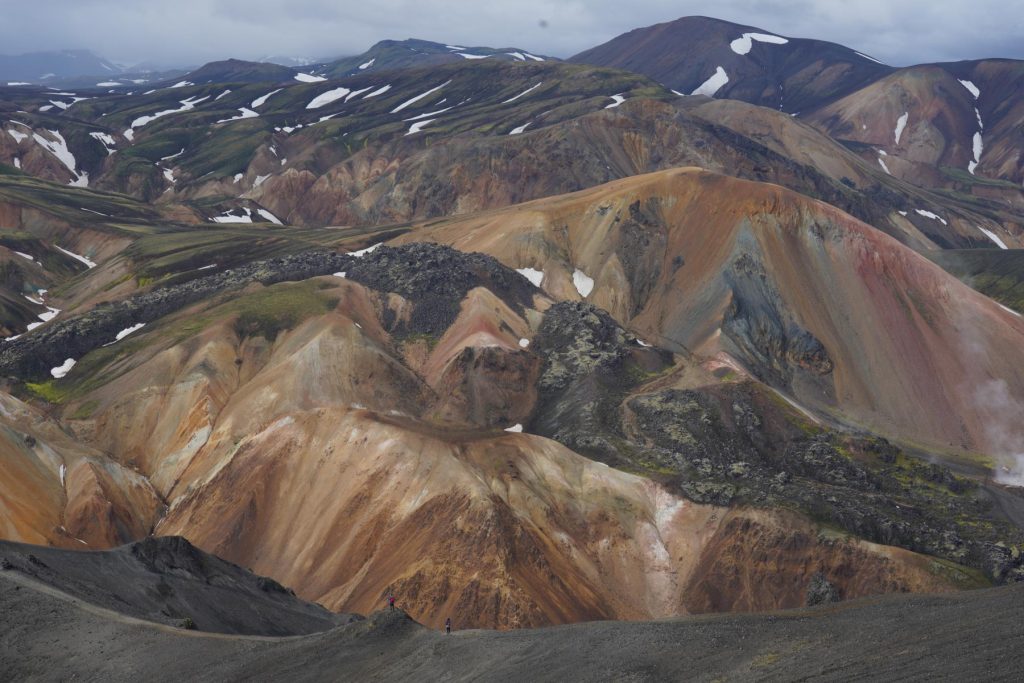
[973,378,1024,486]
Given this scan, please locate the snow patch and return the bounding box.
[503,82,543,104]
[504,424,523,433]
[216,107,259,123]
[878,156,891,175]
[169,81,193,89]
[89,131,116,155]
[914,209,947,225]
[894,112,908,145]
[363,84,392,99]
[215,89,232,100]
[55,245,97,268]
[391,80,450,113]
[51,358,76,379]
[998,303,1021,318]
[114,323,145,341]
[251,88,282,107]
[958,79,980,99]
[979,227,1008,249]
[306,87,351,109]
[256,208,282,225]
[405,119,436,135]
[572,269,594,297]
[509,122,530,135]
[350,243,381,257]
[294,73,326,83]
[14,251,34,261]
[33,130,88,186]
[211,207,253,224]
[457,53,490,60]
[605,94,625,109]
[854,51,883,64]
[129,95,209,132]
[516,267,544,287]
[344,87,374,102]
[7,128,28,143]
[691,67,729,97]
[969,131,983,174]
[358,58,375,70]
[730,32,789,55]
[519,338,530,348]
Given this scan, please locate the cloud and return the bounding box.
[0,0,1020,67]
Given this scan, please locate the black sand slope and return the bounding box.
[0,537,355,636]
[2,562,1022,682]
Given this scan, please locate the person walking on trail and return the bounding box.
[388,593,395,611]
[445,617,452,635]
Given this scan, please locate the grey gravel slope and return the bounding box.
[2,566,1022,682]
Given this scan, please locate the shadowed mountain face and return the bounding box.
[570,16,893,114]
[0,536,354,635]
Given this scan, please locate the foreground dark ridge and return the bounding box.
[0,537,354,636]
[1,565,1021,681]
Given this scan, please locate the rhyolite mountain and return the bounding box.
[570,16,893,113]
[313,38,552,79]
[570,16,1024,207]
[1,58,1018,251]
[1,13,1024,648]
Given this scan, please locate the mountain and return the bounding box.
[3,552,1024,679]
[570,16,892,113]
[806,59,1024,189]
[2,58,1017,250]
[1,16,1024,662]
[1,174,1021,630]
[0,536,354,634]
[568,16,1024,207]
[0,49,121,84]
[176,59,300,85]
[314,38,551,79]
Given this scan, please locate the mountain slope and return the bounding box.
[400,167,1024,463]
[0,241,993,629]
[2,567,1023,680]
[316,38,551,79]
[0,536,353,635]
[806,59,1024,189]
[2,58,1017,249]
[570,16,892,113]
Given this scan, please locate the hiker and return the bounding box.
[445,617,452,634]
[388,592,395,611]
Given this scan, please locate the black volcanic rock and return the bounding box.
[344,242,539,336]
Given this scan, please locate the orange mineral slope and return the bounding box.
[400,167,1024,459]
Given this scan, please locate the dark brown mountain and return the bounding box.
[570,16,892,113]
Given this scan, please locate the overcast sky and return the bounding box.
[0,0,1020,68]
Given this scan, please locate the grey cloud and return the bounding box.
[0,0,1020,67]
